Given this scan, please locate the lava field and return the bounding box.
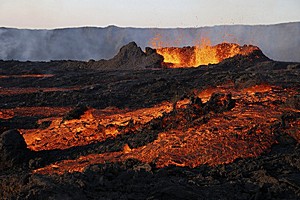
[0,42,300,199]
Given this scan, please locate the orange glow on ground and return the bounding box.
[19,84,299,175]
[21,102,173,151]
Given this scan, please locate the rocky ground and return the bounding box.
[0,43,300,199]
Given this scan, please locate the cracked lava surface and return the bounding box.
[2,84,296,174]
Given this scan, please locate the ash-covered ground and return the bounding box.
[0,42,300,199]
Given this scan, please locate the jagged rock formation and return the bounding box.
[97,42,163,69]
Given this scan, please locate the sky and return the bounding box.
[0,0,299,29]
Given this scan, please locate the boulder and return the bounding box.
[204,93,235,113]
[285,94,300,110]
[0,129,29,170]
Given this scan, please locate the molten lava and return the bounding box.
[151,38,259,68]
[10,83,298,175]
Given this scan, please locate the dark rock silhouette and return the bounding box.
[99,42,163,69]
[0,130,29,170]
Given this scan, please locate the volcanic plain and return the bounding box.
[0,42,300,199]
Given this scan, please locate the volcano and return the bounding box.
[0,42,300,199]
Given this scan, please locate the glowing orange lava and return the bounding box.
[22,102,173,151]
[150,37,259,68]
[21,84,299,175]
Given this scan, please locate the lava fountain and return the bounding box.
[151,37,259,68]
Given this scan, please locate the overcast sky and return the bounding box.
[0,0,299,29]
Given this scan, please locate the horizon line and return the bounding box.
[1,21,299,31]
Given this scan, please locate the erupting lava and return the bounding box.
[151,38,259,68]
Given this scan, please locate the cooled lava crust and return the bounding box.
[0,43,300,199]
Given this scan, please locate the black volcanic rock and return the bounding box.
[204,93,235,113]
[0,130,29,170]
[285,94,300,110]
[218,48,271,68]
[62,104,89,121]
[111,42,145,65]
[101,42,163,69]
[0,41,300,199]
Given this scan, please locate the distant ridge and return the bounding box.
[0,22,299,62]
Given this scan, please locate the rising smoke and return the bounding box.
[0,22,299,62]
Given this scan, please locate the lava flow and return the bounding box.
[16,83,299,175]
[152,38,259,68]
